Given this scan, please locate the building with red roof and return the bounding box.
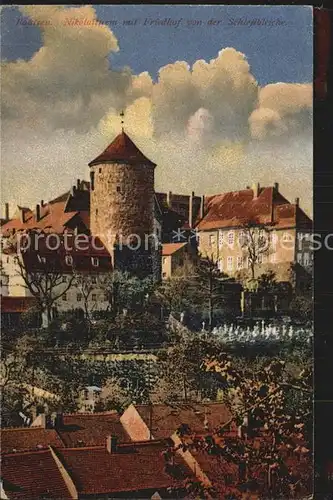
[1,448,76,499]
[195,182,312,289]
[1,131,312,319]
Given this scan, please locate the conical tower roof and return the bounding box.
[89,131,156,167]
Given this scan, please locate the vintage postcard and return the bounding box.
[1,4,314,499]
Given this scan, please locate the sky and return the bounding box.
[1,5,313,216]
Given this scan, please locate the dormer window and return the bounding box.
[91,257,99,267]
[65,255,73,266]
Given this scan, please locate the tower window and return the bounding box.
[116,186,121,193]
[99,168,102,173]
[65,255,73,266]
[90,171,95,191]
[96,209,98,216]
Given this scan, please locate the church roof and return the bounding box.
[89,131,156,167]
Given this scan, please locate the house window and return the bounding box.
[228,231,234,246]
[272,231,278,250]
[209,234,216,247]
[303,252,310,266]
[227,256,233,271]
[90,171,95,191]
[62,294,67,302]
[65,255,73,266]
[237,256,243,270]
[91,276,97,284]
[92,294,97,301]
[77,293,82,302]
[238,230,246,247]
[162,272,167,278]
[99,168,102,174]
[91,257,99,267]
[218,258,224,272]
[116,186,121,193]
[218,231,224,248]
[270,253,277,263]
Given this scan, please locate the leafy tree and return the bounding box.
[156,257,231,330]
[95,377,131,413]
[104,270,154,316]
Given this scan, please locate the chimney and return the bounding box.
[189,191,195,228]
[106,435,118,454]
[274,182,279,192]
[252,182,260,198]
[167,191,172,208]
[295,197,299,206]
[77,178,81,190]
[36,204,41,222]
[200,195,205,219]
[5,203,9,221]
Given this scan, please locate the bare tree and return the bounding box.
[239,219,272,281]
[72,271,106,327]
[14,250,75,328]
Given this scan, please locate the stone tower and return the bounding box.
[89,131,157,276]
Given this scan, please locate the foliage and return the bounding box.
[95,377,132,413]
[155,256,234,330]
[104,270,155,316]
[289,294,313,322]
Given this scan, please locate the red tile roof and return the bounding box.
[195,186,312,231]
[131,403,232,439]
[58,412,130,447]
[1,449,72,499]
[56,440,193,495]
[162,242,187,256]
[0,427,65,453]
[1,199,77,236]
[89,131,156,167]
[0,296,37,313]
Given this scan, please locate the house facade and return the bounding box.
[195,182,312,290]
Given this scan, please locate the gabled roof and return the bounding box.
[56,440,193,495]
[58,412,130,447]
[129,403,232,439]
[1,449,72,499]
[0,427,65,454]
[162,242,187,256]
[89,131,156,167]
[195,186,312,231]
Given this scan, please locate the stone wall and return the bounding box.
[90,162,155,252]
